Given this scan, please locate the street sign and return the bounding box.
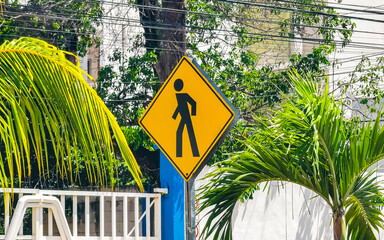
[139,56,239,181]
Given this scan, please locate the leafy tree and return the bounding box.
[198,73,384,240]
[96,50,161,187]
[97,0,356,164]
[0,0,102,56]
[0,37,143,191]
[338,56,384,115]
[186,0,353,119]
[97,51,159,128]
[97,0,355,167]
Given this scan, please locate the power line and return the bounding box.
[335,51,384,65]
[260,0,384,15]
[3,1,382,54]
[6,22,384,56]
[0,17,330,44]
[60,0,384,14]
[5,1,384,68]
[246,0,384,10]
[107,3,381,37]
[3,2,384,102]
[342,3,384,16]
[0,1,376,37]
[0,11,376,48]
[216,0,384,24]
[5,0,384,53]
[6,20,384,58]
[7,0,384,31]
[90,0,384,17]
[315,0,384,9]
[92,2,384,36]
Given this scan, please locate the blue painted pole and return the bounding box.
[158,146,185,240]
[142,184,151,236]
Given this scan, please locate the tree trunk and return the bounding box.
[333,213,346,240]
[64,34,78,65]
[137,0,160,52]
[154,0,186,83]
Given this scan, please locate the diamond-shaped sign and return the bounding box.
[139,56,238,181]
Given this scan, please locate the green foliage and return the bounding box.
[277,0,355,48]
[0,193,33,235]
[186,0,354,121]
[183,0,355,162]
[121,126,154,151]
[198,73,384,240]
[97,51,159,152]
[290,45,331,74]
[95,0,356,164]
[0,0,102,56]
[340,56,384,113]
[0,37,143,191]
[96,51,161,187]
[97,51,159,126]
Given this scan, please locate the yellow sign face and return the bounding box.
[139,56,238,181]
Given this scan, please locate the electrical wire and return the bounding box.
[3,12,383,49]
[2,5,360,37]
[5,0,384,55]
[215,0,384,24]
[5,1,384,54]
[255,0,384,15]
[4,1,384,74]
[3,0,384,36]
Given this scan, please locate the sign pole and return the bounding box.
[185,179,196,240]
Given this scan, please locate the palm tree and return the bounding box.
[198,73,384,240]
[0,37,143,191]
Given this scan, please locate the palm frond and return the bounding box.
[197,132,330,240]
[198,72,384,239]
[0,37,143,191]
[345,169,384,240]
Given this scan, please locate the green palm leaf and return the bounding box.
[345,169,383,240]
[0,37,143,191]
[198,72,384,239]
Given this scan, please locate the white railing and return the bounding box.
[0,188,162,240]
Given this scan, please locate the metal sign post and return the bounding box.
[185,178,196,240]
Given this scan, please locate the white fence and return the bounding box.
[0,188,162,240]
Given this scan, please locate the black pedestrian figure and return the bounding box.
[172,78,200,157]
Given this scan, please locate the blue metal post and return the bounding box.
[142,184,151,236]
[158,146,185,240]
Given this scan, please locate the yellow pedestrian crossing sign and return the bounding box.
[139,56,239,181]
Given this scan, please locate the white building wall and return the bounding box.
[98,1,145,68]
[231,184,332,240]
[79,1,145,84]
[329,0,384,119]
[196,166,333,240]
